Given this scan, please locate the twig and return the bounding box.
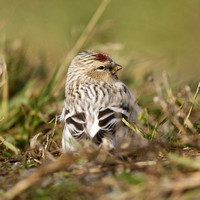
[30,132,55,162]
[122,118,137,132]
[45,116,58,151]
[122,118,145,140]
[184,82,200,129]
[154,75,188,134]
[68,161,156,176]
[0,55,8,118]
[162,71,174,102]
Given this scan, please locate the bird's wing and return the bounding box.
[92,82,138,145]
[61,95,89,141]
[92,106,127,145]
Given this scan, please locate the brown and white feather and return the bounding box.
[60,51,139,152]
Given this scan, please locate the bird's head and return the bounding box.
[68,51,122,83]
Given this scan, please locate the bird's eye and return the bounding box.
[97,66,105,70]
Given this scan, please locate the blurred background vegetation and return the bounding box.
[1,0,200,85]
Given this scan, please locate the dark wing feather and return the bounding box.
[92,105,129,145]
[66,112,89,140]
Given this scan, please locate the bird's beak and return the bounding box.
[111,64,122,74]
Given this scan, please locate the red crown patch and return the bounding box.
[95,53,108,62]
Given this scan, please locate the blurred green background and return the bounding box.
[0,0,200,86]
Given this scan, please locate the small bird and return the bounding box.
[60,51,139,152]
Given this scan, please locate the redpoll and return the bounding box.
[60,51,139,152]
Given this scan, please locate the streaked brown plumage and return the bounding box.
[60,51,139,152]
